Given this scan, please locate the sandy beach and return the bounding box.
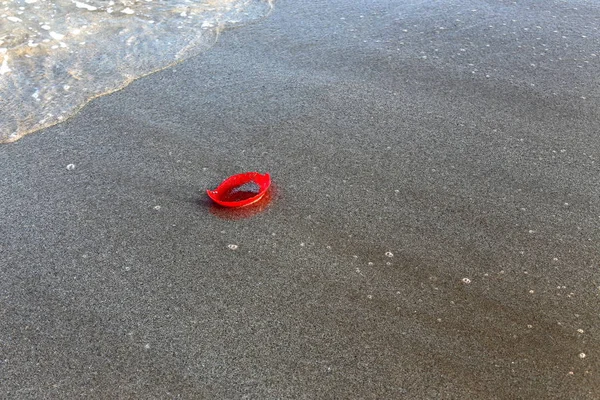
[1,0,599,398]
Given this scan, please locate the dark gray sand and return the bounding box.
[2,0,600,398]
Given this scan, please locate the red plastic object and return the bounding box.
[207,172,271,208]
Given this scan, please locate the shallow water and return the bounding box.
[0,0,273,143]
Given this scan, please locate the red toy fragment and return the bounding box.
[207,172,271,208]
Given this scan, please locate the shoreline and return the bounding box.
[1,0,599,398]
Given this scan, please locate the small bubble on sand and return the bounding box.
[227,244,238,250]
[529,290,535,294]
[577,329,584,333]
[144,343,150,349]
[66,163,75,170]
[153,205,161,210]
[462,278,471,284]
[527,324,533,329]
[367,295,373,299]
[579,352,586,359]
[385,251,394,258]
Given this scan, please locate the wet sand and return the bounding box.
[1,0,599,398]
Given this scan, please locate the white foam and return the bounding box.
[49,31,65,40]
[74,1,97,11]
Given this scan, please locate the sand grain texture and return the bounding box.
[1,0,599,398]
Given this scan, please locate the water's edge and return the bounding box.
[0,0,275,144]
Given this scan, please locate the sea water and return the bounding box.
[0,0,274,143]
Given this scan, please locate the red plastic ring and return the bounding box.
[207,172,271,208]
